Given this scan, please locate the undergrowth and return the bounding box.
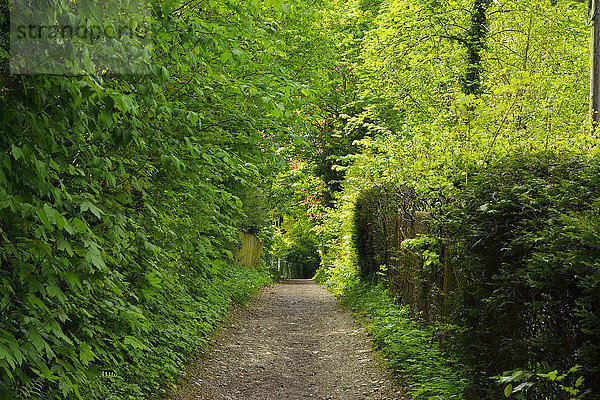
[1,264,271,400]
[338,281,465,400]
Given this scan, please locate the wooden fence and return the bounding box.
[237,233,263,268]
[354,184,458,323]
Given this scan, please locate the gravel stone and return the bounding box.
[169,279,405,400]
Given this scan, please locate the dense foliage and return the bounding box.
[308,0,600,399]
[3,0,600,398]
[0,0,323,398]
[440,151,600,399]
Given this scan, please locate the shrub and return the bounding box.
[439,151,600,399]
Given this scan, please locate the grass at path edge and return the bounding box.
[335,281,466,400]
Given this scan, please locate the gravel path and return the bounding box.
[169,279,403,400]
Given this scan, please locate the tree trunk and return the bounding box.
[462,0,490,95]
[590,0,600,131]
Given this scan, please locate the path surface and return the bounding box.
[169,279,403,400]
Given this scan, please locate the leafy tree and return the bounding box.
[0,0,323,397]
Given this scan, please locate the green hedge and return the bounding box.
[439,151,600,399]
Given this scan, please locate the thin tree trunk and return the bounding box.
[590,0,600,131]
[463,0,490,95]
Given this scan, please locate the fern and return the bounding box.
[16,377,44,399]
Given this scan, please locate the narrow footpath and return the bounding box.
[169,279,403,400]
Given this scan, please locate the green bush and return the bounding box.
[0,248,270,400]
[439,151,600,399]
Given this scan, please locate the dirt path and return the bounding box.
[169,279,403,400]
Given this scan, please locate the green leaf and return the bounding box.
[220,51,232,63]
[11,145,22,161]
[27,326,45,351]
[514,382,533,392]
[504,384,513,397]
[113,94,136,114]
[26,294,50,314]
[145,272,162,288]
[539,370,558,381]
[0,190,10,210]
[0,359,14,380]
[58,239,74,256]
[37,208,50,229]
[272,105,283,118]
[64,271,82,290]
[568,365,582,374]
[80,201,104,218]
[85,246,107,270]
[54,210,66,230]
[44,203,56,224]
[71,218,87,233]
[46,284,65,302]
[79,343,95,365]
[123,336,149,350]
[105,171,116,187]
[35,362,58,382]
[0,345,15,370]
